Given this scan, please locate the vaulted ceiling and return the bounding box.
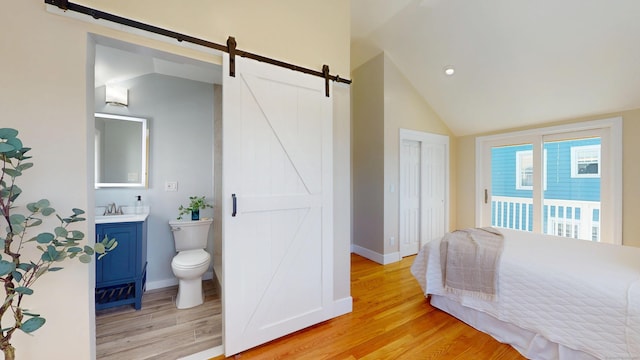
[351,0,640,136]
[95,1,640,137]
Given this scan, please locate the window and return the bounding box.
[515,150,533,190]
[571,144,600,178]
[476,118,622,244]
[515,149,547,191]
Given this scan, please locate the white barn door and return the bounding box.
[221,55,334,356]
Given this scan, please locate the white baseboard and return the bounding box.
[351,244,400,265]
[333,296,353,317]
[146,271,214,291]
[384,252,401,264]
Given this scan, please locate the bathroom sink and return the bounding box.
[95,207,149,224]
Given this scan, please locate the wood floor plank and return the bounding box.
[99,328,196,360]
[210,254,524,360]
[96,280,221,360]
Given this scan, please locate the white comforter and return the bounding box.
[411,228,640,359]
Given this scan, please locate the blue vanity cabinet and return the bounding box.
[95,220,147,310]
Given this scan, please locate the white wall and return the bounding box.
[95,73,215,288]
[351,53,385,256]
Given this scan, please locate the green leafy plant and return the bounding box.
[177,195,212,220]
[0,128,117,360]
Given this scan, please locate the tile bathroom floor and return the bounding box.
[96,280,222,360]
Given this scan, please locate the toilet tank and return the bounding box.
[169,219,213,251]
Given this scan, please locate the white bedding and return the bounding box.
[411,228,640,359]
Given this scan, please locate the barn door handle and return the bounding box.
[232,194,237,217]
[484,189,488,204]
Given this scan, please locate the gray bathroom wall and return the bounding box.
[95,73,216,289]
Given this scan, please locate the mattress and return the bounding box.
[411,228,640,359]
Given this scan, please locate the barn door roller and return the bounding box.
[227,37,237,78]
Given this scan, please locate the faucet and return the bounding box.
[104,203,123,215]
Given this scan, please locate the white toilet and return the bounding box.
[169,219,212,309]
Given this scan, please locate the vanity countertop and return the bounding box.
[95,206,150,224]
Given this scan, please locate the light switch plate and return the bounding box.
[165,181,178,192]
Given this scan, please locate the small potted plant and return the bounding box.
[177,196,212,221]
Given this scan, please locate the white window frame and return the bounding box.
[571,144,600,178]
[476,117,622,245]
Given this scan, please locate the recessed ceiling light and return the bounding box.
[443,65,455,76]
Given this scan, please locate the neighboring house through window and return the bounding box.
[572,144,600,178]
[476,118,622,244]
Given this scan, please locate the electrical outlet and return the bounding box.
[165,181,178,192]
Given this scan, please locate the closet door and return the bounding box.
[221,55,334,356]
[399,139,421,256]
[399,129,449,256]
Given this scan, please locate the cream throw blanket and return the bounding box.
[439,227,504,301]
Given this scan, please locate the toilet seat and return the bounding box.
[172,249,210,269]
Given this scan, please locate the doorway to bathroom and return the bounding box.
[90,35,223,359]
[90,31,343,359]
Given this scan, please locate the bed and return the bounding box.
[411,227,640,360]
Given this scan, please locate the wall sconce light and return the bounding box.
[105,85,128,106]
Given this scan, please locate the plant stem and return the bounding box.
[0,156,20,359]
[1,341,15,360]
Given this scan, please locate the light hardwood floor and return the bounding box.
[96,280,222,360]
[96,254,526,359]
[212,254,525,360]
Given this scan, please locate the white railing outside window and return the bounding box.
[491,196,601,242]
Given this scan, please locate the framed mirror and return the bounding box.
[95,113,148,188]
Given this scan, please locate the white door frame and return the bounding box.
[399,128,449,254]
